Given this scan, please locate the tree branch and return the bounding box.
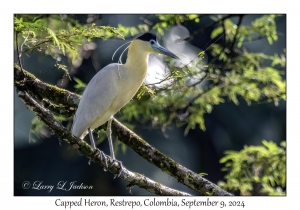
[14,63,79,109]
[229,15,244,58]
[182,15,236,42]
[14,63,232,196]
[108,118,232,195]
[17,89,191,196]
[15,32,25,75]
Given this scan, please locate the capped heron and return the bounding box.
[71,32,179,177]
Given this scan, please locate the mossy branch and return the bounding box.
[14,63,78,117]
[17,89,190,196]
[14,63,232,196]
[108,118,232,196]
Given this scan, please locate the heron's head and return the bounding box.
[133,32,179,59]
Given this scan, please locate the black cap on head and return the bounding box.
[136,32,157,42]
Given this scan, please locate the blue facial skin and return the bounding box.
[136,32,179,59]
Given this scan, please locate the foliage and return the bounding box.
[15,14,286,196]
[29,115,67,143]
[118,14,285,135]
[14,15,125,64]
[15,14,286,139]
[211,14,279,46]
[153,15,200,35]
[15,14,286,136]
[117,24,149,37]
[29,116,47,143]
[218,140,286,195]
[73,77,86,94]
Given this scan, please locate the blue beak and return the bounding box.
[152,42,179,59]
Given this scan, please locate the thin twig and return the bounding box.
[145,74,173,86]
[15,32,25,75]
[140,16,153,25]
[229,15,244,58]
[187,71,208,87]
[22,39,50,54]
[20,32,30,57]
[181,15,236,42]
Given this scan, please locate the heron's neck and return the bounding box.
[124,41,150,80]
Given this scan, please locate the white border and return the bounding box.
[3,0,297,209]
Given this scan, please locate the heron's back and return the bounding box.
[71,60,148,139]
[71,64,119,138]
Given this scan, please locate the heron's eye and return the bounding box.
[150,40,155,45]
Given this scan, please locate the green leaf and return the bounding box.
[218,140,286,195]
[237,36,245,48]
[211,27,223,39]
[47,28,60,49]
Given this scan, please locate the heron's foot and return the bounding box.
[88,148,108,169]
[109,159,124,179]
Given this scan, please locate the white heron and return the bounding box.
[71,32,179,177]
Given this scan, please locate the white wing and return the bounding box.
[71,63,119,138]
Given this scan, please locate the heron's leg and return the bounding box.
[107,118,115,159]
[88,128,108,168]
[107,118,124,178]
